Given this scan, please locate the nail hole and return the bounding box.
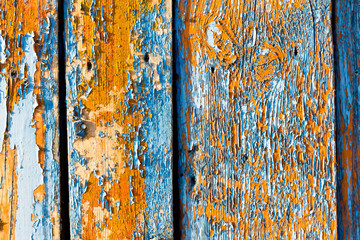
[211,66,215,73]
[190,176,196,188]
[294,47,298,56]
[87,61,92,71]
[10,70,17,79]
[144,52,149,62]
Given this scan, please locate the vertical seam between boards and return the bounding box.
[331,0,341,237]
[172,0,181,238]
[58,0,71,238]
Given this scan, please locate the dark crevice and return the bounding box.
[172,0,181,238]
[332,0,341,237]
[58,0,71,238]
[87,61,92,71]
[144,52,150,62]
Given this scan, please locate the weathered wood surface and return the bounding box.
[175,0,336,238]
[334,0,360,238]
[0,0,60,239]
[65,0,173,238]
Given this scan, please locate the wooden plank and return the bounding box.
[175,0,336,238]
[334,0,360,237]
[0,0,60,239]
[65,0,173,238]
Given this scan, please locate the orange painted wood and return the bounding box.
[0,0,60,239]
[65,0,173,238]
[174,0,336,238]
[2,0,359,238]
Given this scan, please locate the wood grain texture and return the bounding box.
[0,0,60,239]
[175,0,336,238]
[334,0,360,237]
[64,0,173,238]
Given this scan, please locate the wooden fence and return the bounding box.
[0,0,358,238]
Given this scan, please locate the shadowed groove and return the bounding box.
[172,0,181,237]
[58,0,71,238]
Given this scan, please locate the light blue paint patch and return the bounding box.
[0,32,6,64]
[206,21,220,53]
[129,175,134,205]
[10,33,44,240]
